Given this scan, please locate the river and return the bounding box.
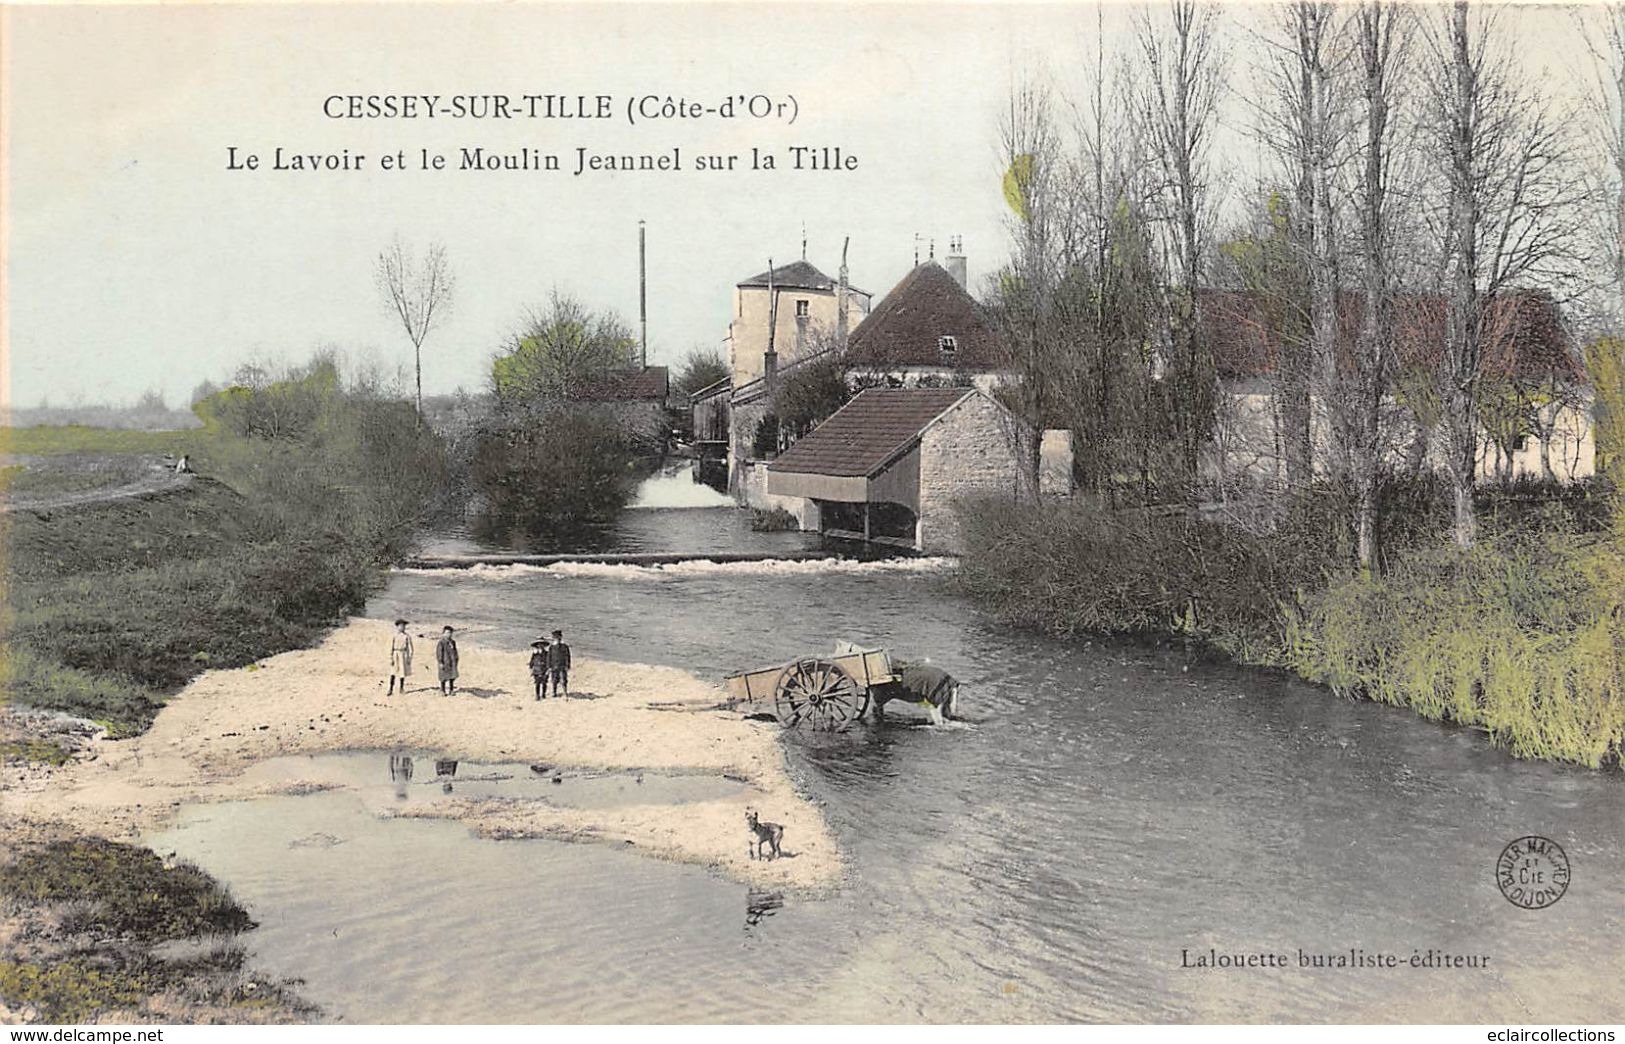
[150,492,1625,1024]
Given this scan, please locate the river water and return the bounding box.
[151,496,1625,1024]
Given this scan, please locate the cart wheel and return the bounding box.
[773,658,862,730]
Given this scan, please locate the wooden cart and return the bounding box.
[725,645,898,730]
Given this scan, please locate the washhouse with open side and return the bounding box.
[764,386,1034,554]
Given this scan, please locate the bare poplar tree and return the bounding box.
[1421,0,1585,548]
[376,237,455,419]
[1250,2,1349,489]
[1134,0,1228,477]
[1579,4,1625,326]
[998,71,1069,429]
[1346,0,1412,570]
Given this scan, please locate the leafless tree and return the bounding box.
[998,70,1071,428]
[1420,0,1587,548]
[1249,1,1350,489]
[1134,0,1229,475]
[376,237,455,419]
[1345,0,1413,570]
[1579,4,1625,328]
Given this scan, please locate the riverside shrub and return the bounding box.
[957,489,1625,768]
[2,363,448,732]
[1288,528,1624,767]
[469,406,635,544]
[955,496,1337,661]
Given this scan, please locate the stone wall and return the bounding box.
[727,395,773,499]
[916,392,1034,554]
[736,461,819,527]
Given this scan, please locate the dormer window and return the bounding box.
[938,335,958,355]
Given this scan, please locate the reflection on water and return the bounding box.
[154,557,1625,1023]
[745,889,785,931]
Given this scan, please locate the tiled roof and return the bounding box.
[845,262,1008,371]
[768,387,972,478]
[575,366,669,401]
[738,259,839,291]
[1199,289,1581,383]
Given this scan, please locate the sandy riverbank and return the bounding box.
[3,618,842,890]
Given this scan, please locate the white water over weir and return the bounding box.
[627,464,734,509]
[400,549,850,569]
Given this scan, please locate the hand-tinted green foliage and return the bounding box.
[988,195,1199,504]
[0,737,74,766]
[0,958,165,1023]
[1289,527,1625,767]
[469,406,635,545]
[2,359,448,731]
[1584,336,1625,485]
[956,496,1332,661]
[958,484,1625,767]
[0,646,159,735]
[0,838,316,1022]
[491,292,637,404]
[0,839,253,940]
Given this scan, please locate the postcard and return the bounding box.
[1,0,1621,1029]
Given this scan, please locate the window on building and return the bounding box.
[796,299,810,318]
[938,335,958,355]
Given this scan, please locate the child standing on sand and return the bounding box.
[436,625,459,696]
[547,629,571,698]
[388,619,414,696]
[528,638,549,701]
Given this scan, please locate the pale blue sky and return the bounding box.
[0,1,1590,407]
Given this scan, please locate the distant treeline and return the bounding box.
[8,399,202,432]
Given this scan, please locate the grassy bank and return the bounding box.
[956,486,1625,768]
[0,833,316,1023]
[1,362,447,1022]
[2,362,444,733]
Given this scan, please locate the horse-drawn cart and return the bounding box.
[725,644,897,730]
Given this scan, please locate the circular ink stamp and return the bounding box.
[1496,836,1570,909]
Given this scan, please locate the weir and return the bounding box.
[401,549,848,569]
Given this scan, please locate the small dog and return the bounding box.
[745,808,784,861]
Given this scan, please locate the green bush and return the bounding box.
[956,483,1625,768]
[750,507,799,532]
[1288,530,1624,766]
[0,645,159,735]
[469,406,634,544]
[0,839,254,940]
[2,358,449,733]
[0,958,162,1023]
[955,496,1333,661]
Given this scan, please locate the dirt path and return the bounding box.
[0,453,192,512]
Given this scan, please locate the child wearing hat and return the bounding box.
[528,637,550,700]
[388,619,414,696]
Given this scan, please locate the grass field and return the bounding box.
[0,425,195,457]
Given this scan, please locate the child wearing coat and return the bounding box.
[436,626,459,696]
